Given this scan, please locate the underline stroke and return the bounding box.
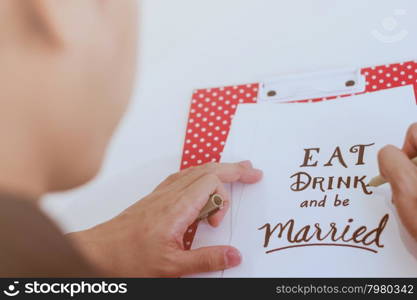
[265,243,378,254]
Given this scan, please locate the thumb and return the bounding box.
[179,246,242,275]
[378,145,417,238]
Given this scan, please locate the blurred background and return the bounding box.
[42,0,417,233]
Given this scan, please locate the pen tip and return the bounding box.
[367,176,386,188]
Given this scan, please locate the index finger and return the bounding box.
[212,160,263,183]
[402,123,417,158]
[173,161,263,193]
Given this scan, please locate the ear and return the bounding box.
[24,0,99,47]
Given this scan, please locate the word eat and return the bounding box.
[299,143,375,168]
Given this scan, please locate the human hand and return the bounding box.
[378,123,417,240]
[68,161,263,277]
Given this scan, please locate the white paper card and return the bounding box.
[224,85,417,277]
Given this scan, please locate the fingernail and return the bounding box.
[238,160,253,168]
[239,161,263,174]
[225,248,242,267]
[253,168,263,177]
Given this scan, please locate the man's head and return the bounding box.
[0,0,138,193]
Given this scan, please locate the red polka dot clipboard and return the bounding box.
[181,60,417,250]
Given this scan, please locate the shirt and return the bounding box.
[0,194,97,277]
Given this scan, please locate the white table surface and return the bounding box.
[42,0,417,233]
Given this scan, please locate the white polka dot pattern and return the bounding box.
[182,61,417,249]
[181,84,259,169]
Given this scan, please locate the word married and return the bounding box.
[259,214,389,254]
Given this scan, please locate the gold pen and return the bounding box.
[197,194,224,220]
